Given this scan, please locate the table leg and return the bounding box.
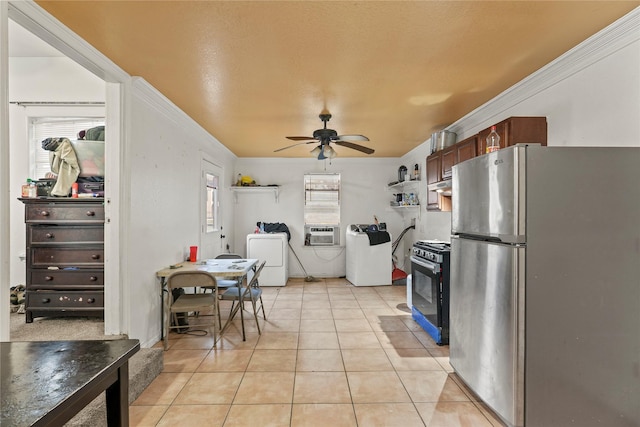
[105,361,129,426]
[160,278,168,340]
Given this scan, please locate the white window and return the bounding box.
[304,173,340,226]
[205,172,219,233]
[30,117,105,179]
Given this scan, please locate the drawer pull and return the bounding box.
[40,211,50,217]
[45,233,54,239]
[42,298,51,304]
[45,276,54,281]
[86,211,96,217]
[91,254,101,260]
[90,276,98,281]
[87,298,95,304]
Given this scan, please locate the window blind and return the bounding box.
[304,173,340,225]
[30,117,104,180]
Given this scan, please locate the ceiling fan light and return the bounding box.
[310,146,322,157]
[325,146,337,158]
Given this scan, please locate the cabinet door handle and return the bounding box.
[91,254,100,260]
[86,211,96,216]
[40,211,50,217]
[45,233,54,239]
[87,298,95,304]
[45,276,53,281]
[42,298,50,304]
[89,276,98,281]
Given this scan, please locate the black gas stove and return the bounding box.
[412,240,451,262]
[410,239,451,345]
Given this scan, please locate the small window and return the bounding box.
[205,172,219,233]
[304,173,340,226]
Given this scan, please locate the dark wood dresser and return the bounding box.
[20,198,105,323]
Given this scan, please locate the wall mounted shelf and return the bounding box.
[387,179,420,190]
[390,205,420,210]
[230,186,280,203]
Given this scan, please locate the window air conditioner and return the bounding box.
[304,225,339,246]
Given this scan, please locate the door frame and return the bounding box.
[3,1,131,338]
[200,157,224,259]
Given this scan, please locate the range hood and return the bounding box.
[427,179,452,196]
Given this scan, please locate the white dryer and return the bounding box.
[246,233,288,286]
[345,224,392,286]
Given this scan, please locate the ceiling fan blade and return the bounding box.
[334,140,375,155]
[274,141,317,152]
[336,134,369,142]
[286,136,315,141]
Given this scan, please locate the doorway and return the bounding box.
[2,7,125,340]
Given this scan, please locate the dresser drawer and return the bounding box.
[26,203,104,224]
[26,290,104,310]
[28,225,104,245]
[29,269,104,290]
[31,247,104,267]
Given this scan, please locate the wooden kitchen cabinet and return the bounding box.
[477,116,547,154]
[440,145,457,180]
[20,198,105,323]
[426,153,441,211]
[455,135,478,165]
[426,153,452,211]
[426,152,441,185]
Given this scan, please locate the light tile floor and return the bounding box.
[132,278,505,426]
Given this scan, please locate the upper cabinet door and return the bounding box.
[426,153,441,184]
[455,135,478,165]
[440,146,457,180]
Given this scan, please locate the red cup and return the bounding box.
[189,246,198,262]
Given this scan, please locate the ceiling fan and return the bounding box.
[275,113,374,160]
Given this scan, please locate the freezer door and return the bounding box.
[451,145,526,243]
[449,236,525,427]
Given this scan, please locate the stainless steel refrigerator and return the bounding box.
[450,144,640,427]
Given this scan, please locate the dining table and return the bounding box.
[1,339,140,427]
[156,258,258,341]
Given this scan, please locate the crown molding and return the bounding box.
[448,7,640,138]
[131,77,236,158]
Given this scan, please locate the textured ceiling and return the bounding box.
[34,1,638,158]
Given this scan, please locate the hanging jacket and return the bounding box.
[48,138,80,196]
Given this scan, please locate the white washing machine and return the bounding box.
[246,233,288,286]
[345,224,392,286]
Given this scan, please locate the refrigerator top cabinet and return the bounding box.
[451,144,527,243]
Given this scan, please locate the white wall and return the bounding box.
[125,78,237,346]
[9,56,105,101]
[234,157,409,278]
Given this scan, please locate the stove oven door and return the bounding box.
[410,255,446,344]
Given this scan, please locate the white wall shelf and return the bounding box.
[230,186,279,203]
[387,179,420,190]
[390,205,420,210]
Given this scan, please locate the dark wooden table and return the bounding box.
[1,339,139,426]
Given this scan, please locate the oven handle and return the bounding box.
[410,255,439,274]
